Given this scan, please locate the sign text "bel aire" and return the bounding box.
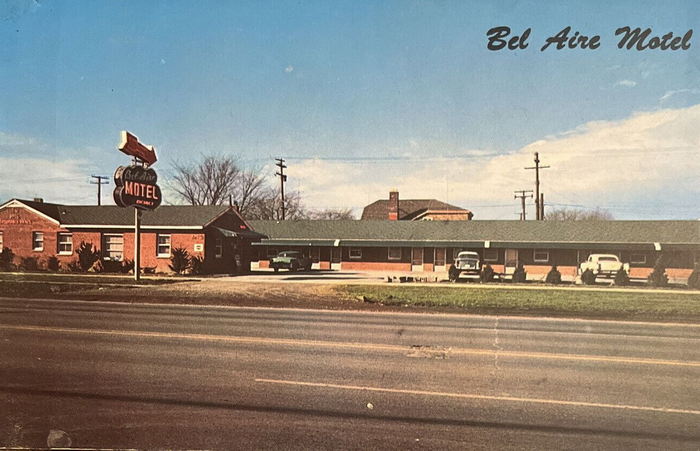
[487,26,692,51]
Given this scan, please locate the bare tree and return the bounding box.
[232,169,266,215]
[171,155,241,205]
[245,187,306,220]
[306,208,355,220]
[545,207,614,221]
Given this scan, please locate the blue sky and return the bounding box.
[1,0,699,218]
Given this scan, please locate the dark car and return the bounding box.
[269,251,312,272]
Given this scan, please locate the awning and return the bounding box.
[252,239,337,247]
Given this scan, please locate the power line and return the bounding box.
[525,152,549,220]
[89,175,109,206]
[514,190,533,220]
[275,158,287,220]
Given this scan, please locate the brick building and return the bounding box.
[361,190,473,221]
[0,199,264,273]
[250,219,699,280]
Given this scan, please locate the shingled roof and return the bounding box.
[4,199,233,227]
[361,198,471,220]
[249,219,700,250]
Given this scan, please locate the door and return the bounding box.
[331,247,341,270]
[434,248,447,272]
[411,247,424,272]
[505,249,518,274]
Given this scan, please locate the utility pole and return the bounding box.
[90,175,109,206]
[525,152,549,220]
[514,190,533,220]
[275,158,287,220]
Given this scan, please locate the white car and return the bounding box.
[449,251,482,281]
[579,254,630,278]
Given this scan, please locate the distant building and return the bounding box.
[0,198,264,274]
[361,190,473,221]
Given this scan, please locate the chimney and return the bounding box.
[388,189,399,220]
[33,198,43,203]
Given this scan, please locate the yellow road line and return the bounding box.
[1,323,699,368]
[255,378,700,416]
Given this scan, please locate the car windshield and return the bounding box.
[279,252,299,257]
[599,257,618,261]
[458,253,479,258]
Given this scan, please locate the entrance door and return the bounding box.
[411,247,424,272]
[505,249,518,274]
[331,247,341,270]
[434,248,447,272]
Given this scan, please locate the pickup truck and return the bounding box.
[448,251,482,281]
[269,251,312,272]
[579,254,630,278]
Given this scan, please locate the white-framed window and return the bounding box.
[157,234,171,257]
[630,254,646,265]
[388,247,402,261]
[57,233,73,255]
[349,247,362,259]
[32,232,44,251]
[483,249,499,262]
[215,238,223,258]
[533,250,549,263]
[102,234,124,261]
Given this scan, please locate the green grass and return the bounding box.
[337,285,700,320]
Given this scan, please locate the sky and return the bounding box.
[1,0,699,219]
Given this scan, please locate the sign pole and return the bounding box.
[134,207,141,282]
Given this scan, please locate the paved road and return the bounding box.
[0,297,699,449]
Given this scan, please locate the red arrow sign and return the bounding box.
[118,131,158,166]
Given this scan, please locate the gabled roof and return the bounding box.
[1,199,234,228]
[361,199,471,220]
[249,219,700,250]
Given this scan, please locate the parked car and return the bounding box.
[269,251,312,272]
[579,254,630,278]
[448,251,482,281]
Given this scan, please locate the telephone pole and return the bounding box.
[90,175,109,206]
[514,189,533,220]
[525,152,549,220]
[275,158,287,220]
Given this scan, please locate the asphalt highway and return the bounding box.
[1,297,699,449]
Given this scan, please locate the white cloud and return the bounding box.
[615,79,637,88]
[0,157,96,204]
[291,105,700,219]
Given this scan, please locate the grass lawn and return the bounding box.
[337,285,700,321]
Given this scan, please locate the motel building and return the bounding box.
[0,199,264,274]
[249,219,700,281]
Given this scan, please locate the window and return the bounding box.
[630,254,646,265]
[215,238,223,258]
[0,231,3,250]
[102,234,124,261]
[157,234,171,257]
[388,247,402,261]
[533,250,549,263]
[349,247,362,259]
[32,232,44,251]
[57,233,73,255]
[483,249,499,262]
